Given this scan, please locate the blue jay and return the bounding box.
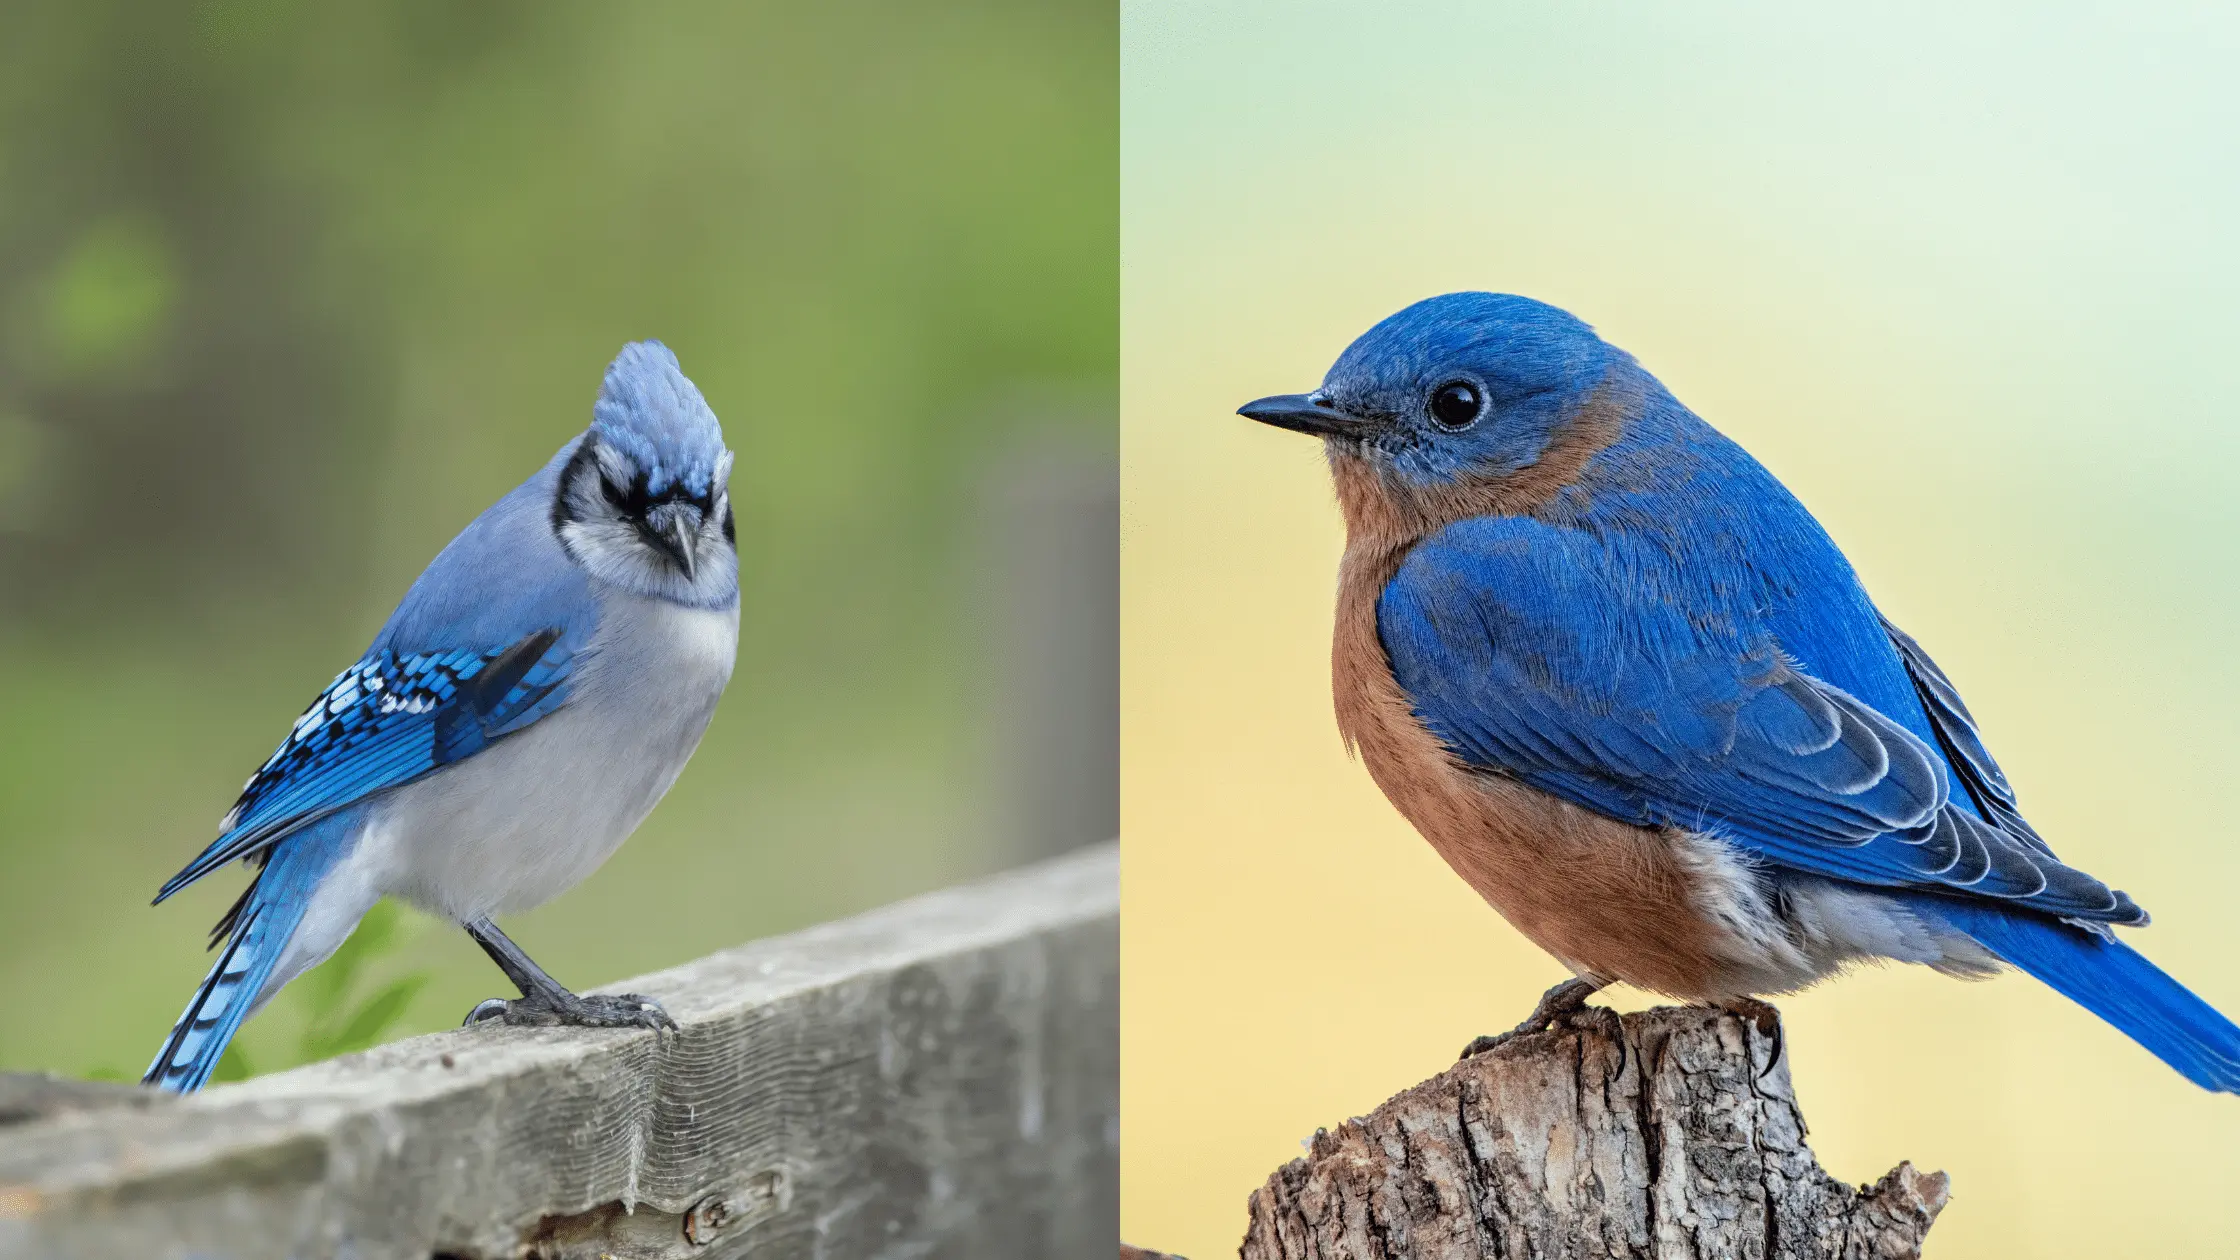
[144,341,740,1092]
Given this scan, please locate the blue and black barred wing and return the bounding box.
[153,628,573,903]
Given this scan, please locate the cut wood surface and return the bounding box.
[1242,1005,1947,1260]
[0,843,1117,1260]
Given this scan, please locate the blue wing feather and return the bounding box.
[153,627,575,903]
[1380,515,2139,924]
[1879,614,2057,859]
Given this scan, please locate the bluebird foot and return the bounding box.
[1460,976,1609,1060]
[1718,996,1783,1077]
[462,989,677,1031]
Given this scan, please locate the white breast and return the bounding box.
[362,594,739,924]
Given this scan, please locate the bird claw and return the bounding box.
[1717,996,1784,1079]
[462,998,511,1027]
[1458,1029,1521,1060]
[1460,976,1609,1060]
[461,990,678,1032]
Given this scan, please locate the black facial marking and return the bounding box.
[553,439,718,534]
[552,441,603,534]
[619,470,712,519]
[721,503,735,545]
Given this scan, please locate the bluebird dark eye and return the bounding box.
[1429,380,1483,430]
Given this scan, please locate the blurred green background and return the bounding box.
[0,0,1114,1081]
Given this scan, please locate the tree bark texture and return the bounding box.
[1241,1005,1948,1260]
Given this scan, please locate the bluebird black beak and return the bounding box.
[1237,392,1370,439]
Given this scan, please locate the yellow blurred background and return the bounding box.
[1123,2,2240,1255]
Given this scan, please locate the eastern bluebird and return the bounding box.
[145,341,739,1091]
[1239,293,2240,1091]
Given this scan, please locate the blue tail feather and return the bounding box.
[142,899,301,1091]
[1931,899,2240,1093]
[144,815,356,1092]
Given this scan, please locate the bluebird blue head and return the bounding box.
[1239,294,1622,488]
[553,341,738,606]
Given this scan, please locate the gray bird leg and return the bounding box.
[460,918,676,1032]
[1459,976,1612,1061]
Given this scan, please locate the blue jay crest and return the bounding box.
[555,342,737,608]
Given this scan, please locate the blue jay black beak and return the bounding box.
[1237,392,1371,439]
[663,517,698,581]
[641,506,701,581]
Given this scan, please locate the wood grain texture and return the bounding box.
[0,844,1117,1260]
[1241,1006,1946,1260]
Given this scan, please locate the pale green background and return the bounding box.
[1124,3,2240,1255]
[0,1,1113,1080]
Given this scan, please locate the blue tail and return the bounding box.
[143,816,356,1092]
[1932,899,2240,1093]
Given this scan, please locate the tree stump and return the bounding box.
[1241,1005,1948,1260]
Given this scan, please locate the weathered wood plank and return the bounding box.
[0,844,1117,1260]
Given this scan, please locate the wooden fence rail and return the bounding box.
[0,843,1118,1260]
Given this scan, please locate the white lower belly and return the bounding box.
[1673,830,2005,995]
[366,688,720,923]
[352,593,735,924]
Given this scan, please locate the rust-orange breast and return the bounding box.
[1322,384,1751,1001]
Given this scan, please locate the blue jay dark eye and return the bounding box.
[1428,381,1483,430]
